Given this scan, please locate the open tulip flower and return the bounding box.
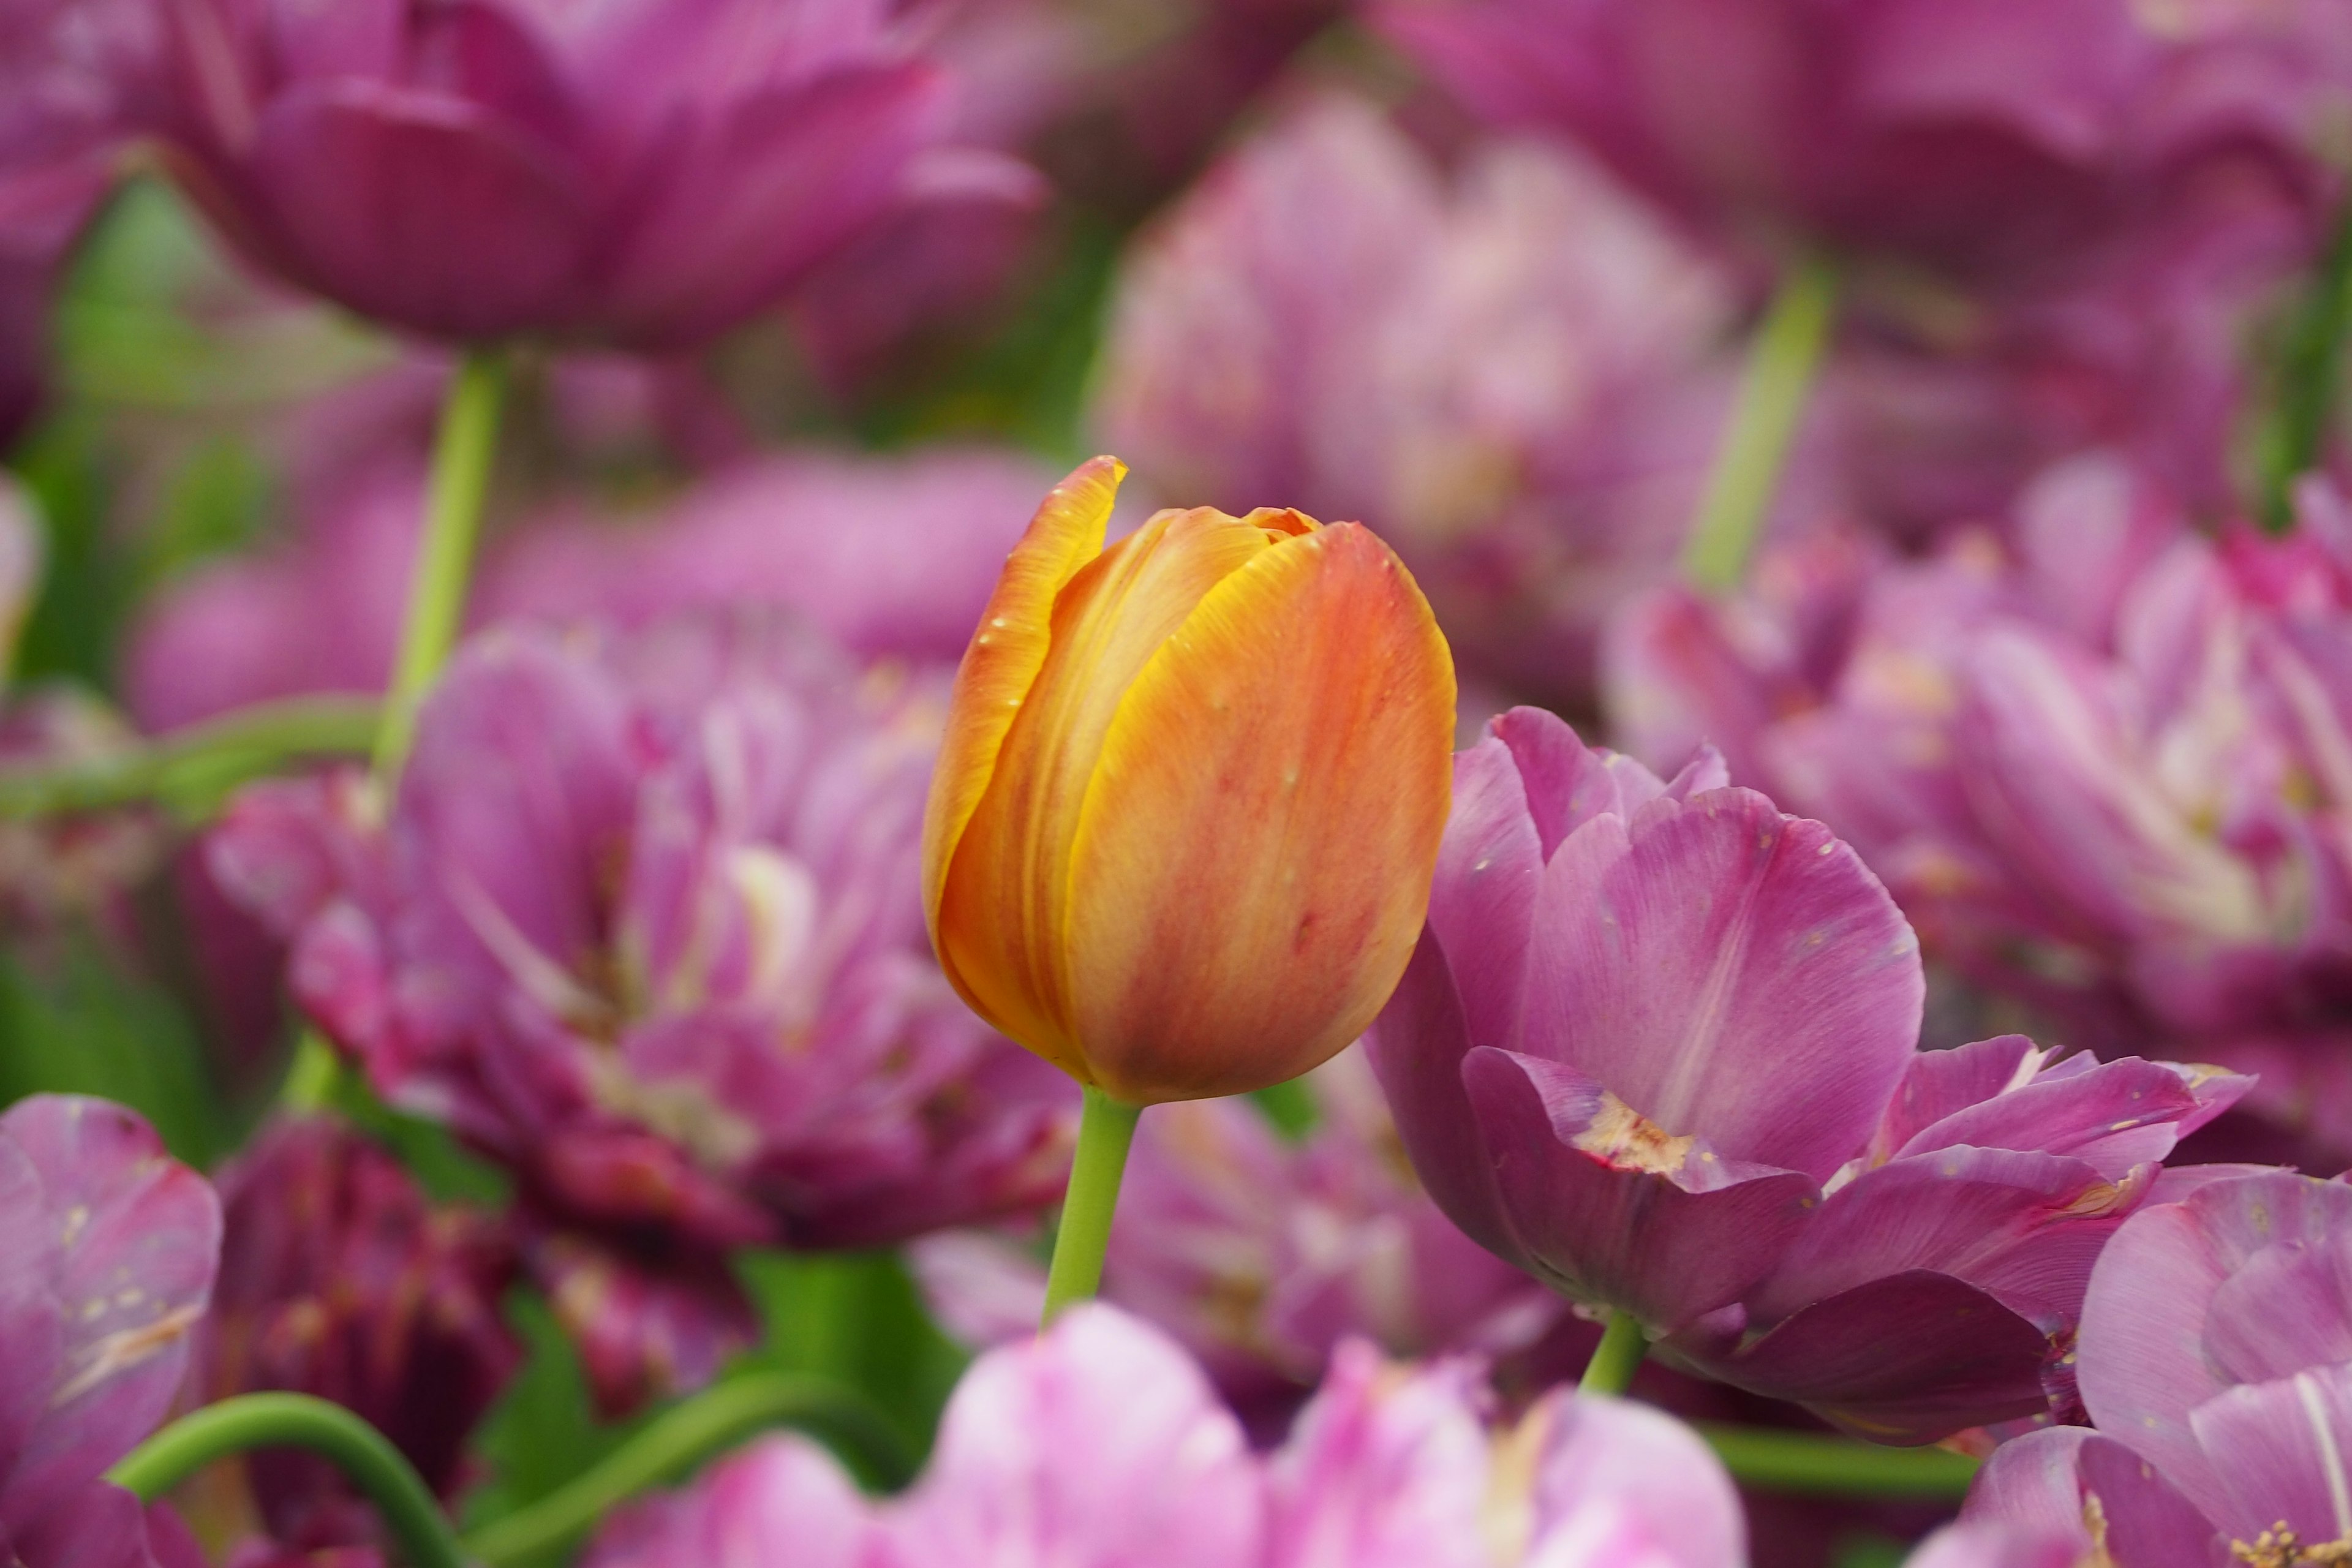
[1368,707,2247,1442]
[922,456,1457,1107]
[0,1096,221,1568]
[1961,1169,2352,1566]
[208,612,1077,1412]
[152,0,1017,347]
[585,1301,1746,1568]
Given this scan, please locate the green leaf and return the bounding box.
[734,1248,971,1461]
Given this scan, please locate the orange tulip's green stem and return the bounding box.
[1041,1085,1143,1324]
[1578,1310,1648,1396]
[374,349,507,778]
[110,1394,466,1568]
[2263,196,2352,532]
[1681,254,1839,593]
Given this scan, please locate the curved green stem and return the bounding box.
[462,1373,916,1567]
[109,1393,466,1568]
[1578,1310,1648,1396]
[2263,197,2352,532]
[1698,1423,1979,1499]
[374,349,507,778]
[0,695,379,820]
[1681,254,1839,593]
[1041,1084,1143,1324]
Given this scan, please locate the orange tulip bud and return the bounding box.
[922,457,1457,1106]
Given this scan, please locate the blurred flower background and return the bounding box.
[6,0,2352,1564]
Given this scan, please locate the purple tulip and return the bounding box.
[202,1115,519,1551]
[1091,91,1825,704]
[208,613,1076,1412]
[151,0,1024,346]
[0,1095,221,1568]
[1367,705,2246,1441]
[913,1047,1569,1434]
[1376,0,2350,297]
[586,1302,1747,1568]
[1961,1169,2352,1564]
[1611,457,2352,1163]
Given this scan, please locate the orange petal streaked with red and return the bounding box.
[1062,521,1457,1103]
[933,505,1294,1074]
[921,456,1122,990]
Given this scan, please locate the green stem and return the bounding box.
[2263,197,2352,532]
[1698,1423,1980,1499]
[109,1393,466,1568]
[1578,1310,1648,1396]
[0,695,379,819]
[1041,1084,1143,1324]
[374,349,507,778]
[1681,254,1839,592]
[462,1373,916,1567]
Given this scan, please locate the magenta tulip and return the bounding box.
[1368,706,2245,1441]
[153,0,1022,346]
[208,614,1076,1412]
[1962,1169,2352,1564]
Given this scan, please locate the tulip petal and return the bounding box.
[1461,1048,1815,1330]
[2189,1365,2352,1550]
[7,1481,175,1568]
[1523,1392,1746,1568]
[1748,1145,2136,1331]
[1868,1034,2041,1159]
[1064,522,1455,1102]
[0,1098,220,1527]
[1894,1055,2248,1177]
[922,459,1123,1055]
[1365,930,1521,1267]
[1678,1270,2050,1443]
[246,81,592,339]
[1424,729,1546,1050]
[0,1134,61,1496]
[1519,785,1923,1178]
[1963,1429,2218,1568]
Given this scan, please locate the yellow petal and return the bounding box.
[1063,521,1457,1102]
[922,457,1122,984]
[935,504,1294,1073]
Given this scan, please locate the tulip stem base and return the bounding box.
[374,348,508,778]
[2263,195,2352,532]
[110,1393,466,1568]
[1042,1085,1144,1324]
[1698,1424,1978,1498]
[1578,1310,1648,1396]
[462,1372,916,1566]
[1681,254,1838,593]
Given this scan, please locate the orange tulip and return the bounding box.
[922,456,1457,1106]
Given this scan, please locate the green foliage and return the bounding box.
[0,932,230,1165]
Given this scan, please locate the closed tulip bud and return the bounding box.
[923,457,1455,1106]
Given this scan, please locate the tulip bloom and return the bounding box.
[584,1302,1746,1568]
[1369,707,2244,1441]
[1962,1169,2352,1565]
[923,457,1456,1106]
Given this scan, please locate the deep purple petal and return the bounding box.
[1751,1144,2140,1332]
[1677,1271,2050,1444]
[1961,1427,2217,1568]
[1894,1055,2248,1177]
[1518,785,1923,1177]
[0,1097,221,1526]
[0,1133,62,1495]
[244,81,590,338]
[1462,1047,1815,1329]
[10,1480,175,1568]
[1869,1035,2040,1159]
[1422,728,1545,1050]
